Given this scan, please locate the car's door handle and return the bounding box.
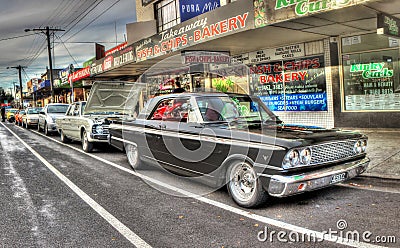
[159,124,166,129]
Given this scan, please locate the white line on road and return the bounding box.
[1,122,152,248]
[24,128,388,248]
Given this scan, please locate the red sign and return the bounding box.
[105,42,128,56]
[68,66,91,83]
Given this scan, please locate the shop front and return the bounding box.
[90,0,400,128]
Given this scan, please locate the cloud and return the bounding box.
[0,0,137,91]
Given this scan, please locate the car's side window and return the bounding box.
[150,98,190,122]
[66,105,75,116]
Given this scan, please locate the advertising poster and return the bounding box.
[180,0,220,22]
[250,55,327,111]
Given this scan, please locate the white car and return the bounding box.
[22,107,42,129]
[38,103,70,135]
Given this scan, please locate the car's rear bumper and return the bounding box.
[261,157,370,197]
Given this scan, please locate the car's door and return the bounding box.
[69,102,83,140]
[60,104,75,136]
[38,106,47,129]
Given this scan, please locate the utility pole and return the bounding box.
[7,66,25,108]
[25,26,65,103]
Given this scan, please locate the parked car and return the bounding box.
[56,81,137,152]
[38,103,70,135]
[6,108,18,122]
[108,92,369,208]
[14,109,25,126]
[22,107,42,128]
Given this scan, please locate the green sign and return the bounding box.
[275,0,368,16]
[377,13,400,38]
[350,62,394,79]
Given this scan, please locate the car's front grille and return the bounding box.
[102,125,110,134]
[310,139,358,165]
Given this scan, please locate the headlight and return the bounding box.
[354,139,367,153]
[93,125,104,134]
[283,147,312,169]
[300,147,312,165]
[361,139,367,152]
[283,149,300,169]
[354,140,363,154]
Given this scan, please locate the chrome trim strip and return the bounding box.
[112,124,285,151]
[254,163,284,171]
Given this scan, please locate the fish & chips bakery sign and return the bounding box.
[135,0,254,62]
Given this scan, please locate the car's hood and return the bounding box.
[206,122,364,148]
[84,81,145,118]
[48,113,66,118]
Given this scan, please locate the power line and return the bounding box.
[0,33,36,42]
[55,34,80,68]
[64,0,121,42]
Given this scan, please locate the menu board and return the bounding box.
[250,55,327,111]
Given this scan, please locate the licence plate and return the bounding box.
[330,172,348,184]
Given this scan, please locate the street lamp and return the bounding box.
[25,26,65,103]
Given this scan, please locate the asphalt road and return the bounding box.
[0,121,399,248]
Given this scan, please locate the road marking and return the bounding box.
[338,183,400,194]
[1,123,152,248]
[23,128,388,248]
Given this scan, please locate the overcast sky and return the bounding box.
[0,0,136,93]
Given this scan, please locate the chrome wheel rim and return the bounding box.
[82,131,88,150]
[126,144,138,167]
[229,163,256,202]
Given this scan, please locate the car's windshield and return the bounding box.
[27,108,41,114]
[48,105,69,113]
[196,95,280,124]
[8,109,18,113]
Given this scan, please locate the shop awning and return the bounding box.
[93,0,399,79]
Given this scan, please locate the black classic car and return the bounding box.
[108,92,369,208]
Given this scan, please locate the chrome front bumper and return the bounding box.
[265,157,370,197]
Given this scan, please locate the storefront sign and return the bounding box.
[251,55,327,111]
[105,42,128,56]
[377,13,400,38]
[249,43,305,63]
[90,45,135,76]
[350,62,394,79]
[182,51,230,64]
[69,67,90,83]
[255,0,371,28]
[180,0,220,22]
[135,0,254,62]
[232,53,250,65]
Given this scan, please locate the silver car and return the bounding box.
[38,103,70,135]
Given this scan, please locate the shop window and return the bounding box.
[250,55,327,112]
[342,49,400,111]
[155,0,180,32]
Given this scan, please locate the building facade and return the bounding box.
[83,0,400,128]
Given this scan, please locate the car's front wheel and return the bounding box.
[37,122,42,132]
[82,130,94,152]
[125,143,142,170]
[44,123,50,136]
[227,161,268,208]
[60,130,70,143]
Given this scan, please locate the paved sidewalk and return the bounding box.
[345,128,400,180]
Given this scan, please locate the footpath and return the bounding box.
[347,128,400,180]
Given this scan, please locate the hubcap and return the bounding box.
[127,144,138,167]
[229,163,256,201]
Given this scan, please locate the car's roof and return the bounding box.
[152,92,238,101]
[46,103,69,105]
